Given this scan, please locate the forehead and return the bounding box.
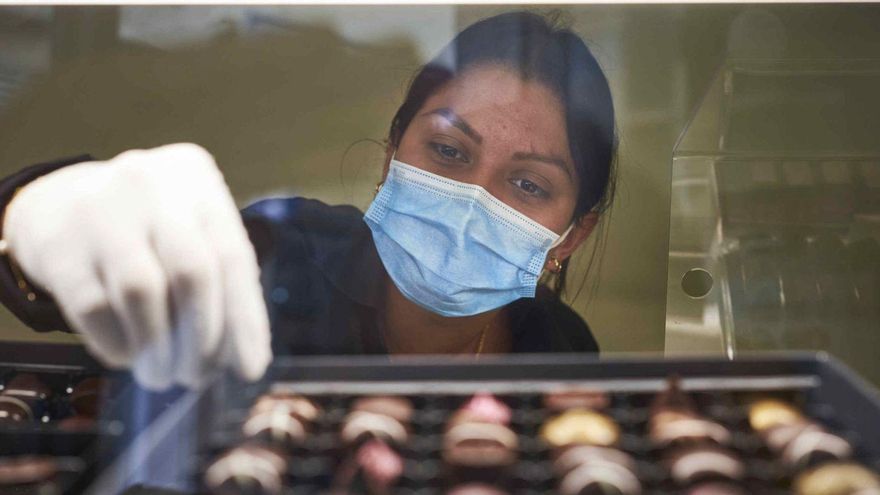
[420,65,571,157]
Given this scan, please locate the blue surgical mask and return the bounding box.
[364,157,571,317]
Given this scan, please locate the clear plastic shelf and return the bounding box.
[666,60,880,384]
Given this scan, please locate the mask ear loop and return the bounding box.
[542,223,574,279]
[549,224,574,250]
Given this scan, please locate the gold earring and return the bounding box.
[550,256,562,273]
[374,181,384,195]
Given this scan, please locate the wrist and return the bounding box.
[0,186,37,302]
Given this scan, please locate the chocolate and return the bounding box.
[650,416,731,448]
[448,392,512,428]
[447,483,510,495]
[69,377,103,418]
[762,421,822,453]
[748,398,804,433]
[553,445,637,478]
[443,393,519,482]
[666,444,745,485]
[685,482,749,495]
[341,410,409,446]
[648,379,730,448]
[543,388,610,412]
[540,409,620,448]
[243,409,308,449]
[554,445,641,495]
[793,462,880,495]
[0,396,32,423]
[758,420,852,469]
[443,444,517,482]
[341,396,413,448]
[245,393,320,449]
[443,422,519,474]
[355,438,404,493]
[445,420,518,448]
[779,426,852,470]
[558,461,641,495]
[650,377,698,421]
[204,444,286,495]
[0,456,58,486]
[352,396,414,425]
[332,437,405,494]
[3,374,51,401]
[0,374,50,423]
[250,393,320,424]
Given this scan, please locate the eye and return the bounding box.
[510,178,549,198]
[430,142,468,163]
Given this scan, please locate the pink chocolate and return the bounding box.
[461,391,512,425]
[357,438,404,488]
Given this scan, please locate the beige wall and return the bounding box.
[0,5,878,356]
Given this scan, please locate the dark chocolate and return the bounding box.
[0,373,50,422]
[69,377,102,418]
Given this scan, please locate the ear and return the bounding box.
[381,141,395,181]
[546,213,599,268]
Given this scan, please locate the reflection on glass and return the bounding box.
[668,60,880,383]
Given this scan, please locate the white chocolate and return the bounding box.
[444,422,519,451]
[341,410,408,445]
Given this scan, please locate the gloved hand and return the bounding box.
[3,143,272,390]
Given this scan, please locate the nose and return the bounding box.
[453,159,506,199]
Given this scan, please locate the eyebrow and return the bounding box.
[512,151,573,179]
[421,107,572,179]
[421,108,483,144]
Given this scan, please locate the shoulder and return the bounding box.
[241,196,364,230]
[240,197,366,264]
[509,286,599,353]
[545,295,600,353]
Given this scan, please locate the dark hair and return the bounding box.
[387,11,618,297]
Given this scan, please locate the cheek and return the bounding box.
[532,198,579,235]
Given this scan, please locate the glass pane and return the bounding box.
[668,60,880,384]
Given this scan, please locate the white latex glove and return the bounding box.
[3,143,272,390]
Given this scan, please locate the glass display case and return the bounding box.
[2,5,880,494]
[666,60,880,384]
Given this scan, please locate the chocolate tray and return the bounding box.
[0,342,115,494]
[189,352,880,494]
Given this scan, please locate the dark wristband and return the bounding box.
[0,155,94,332]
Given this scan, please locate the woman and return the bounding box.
[0,12,616,389]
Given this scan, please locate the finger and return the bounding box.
[150,208,223,389]
[54,273,132,369]
[202,195,272,382]
[99,239,173,391]
[27,234,134,368]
